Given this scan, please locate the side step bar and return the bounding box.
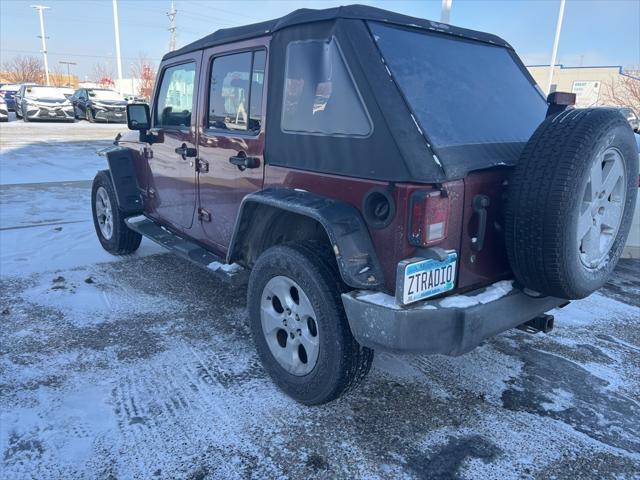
[125,216,249,286]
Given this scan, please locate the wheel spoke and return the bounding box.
[601,203,622,230]
[296,291,315,319]
[601,159,624,198]
[589,158,603,199]
[260,306,283,334]
[577,207,593,245]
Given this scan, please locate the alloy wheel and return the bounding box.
[260,275,319,376]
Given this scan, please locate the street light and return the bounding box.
[59,60,76,87]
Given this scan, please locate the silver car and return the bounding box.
[16,85,75,122]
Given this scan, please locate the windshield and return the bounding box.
[1,85,20,92]
[89,89,124,101]
[369,23,547,149]
[25,87,71,99]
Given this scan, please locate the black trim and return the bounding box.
[104,148,144,215]
[227,188,385,289]
[342,287,565,355]
[163,4,511,61]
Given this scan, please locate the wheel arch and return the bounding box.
[99,146,144,215]
[228,188,385,289]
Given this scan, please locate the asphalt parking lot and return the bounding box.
[1,116,639,479]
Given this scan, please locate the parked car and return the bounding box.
[0,96,8,121]
[92,5,638,405]
[15,85,74,122]
[71,88,127,123]
[0,84,21,111]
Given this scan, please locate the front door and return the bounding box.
[195,44,268,251]
[146,54,201,231]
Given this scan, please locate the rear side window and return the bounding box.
[155,62,196,127]
[282,38,372,137]
[208,49,266,133]
[369,23,546,148]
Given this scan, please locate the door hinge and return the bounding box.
[143,146,153,159]
[198,207,212,222]
[196,158,209,173]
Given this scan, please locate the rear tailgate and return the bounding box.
[456,169,513,290]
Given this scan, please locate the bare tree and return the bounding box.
[2,55,45,84]
[49,64,68,87]
[131,54,156,101]
[92,63,115,88]
[601,71,640,113]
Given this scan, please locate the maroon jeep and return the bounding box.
[92,5,638,404]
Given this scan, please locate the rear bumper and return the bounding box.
[341,281,567,356]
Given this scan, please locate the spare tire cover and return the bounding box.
[505,108,638,299]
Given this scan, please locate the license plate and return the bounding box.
[399,252,457,305]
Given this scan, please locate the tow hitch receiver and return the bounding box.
[517,314,555,334]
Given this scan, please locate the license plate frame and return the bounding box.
[396,251,457,305]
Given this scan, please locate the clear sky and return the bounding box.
[1,0,638,79]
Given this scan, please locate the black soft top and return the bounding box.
[164,4,512,60]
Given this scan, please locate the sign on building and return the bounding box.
[571,80,601,107]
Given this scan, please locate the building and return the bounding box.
[526,65,639,109]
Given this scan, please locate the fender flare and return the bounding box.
[99,146,143,215]
[227,188,385,289]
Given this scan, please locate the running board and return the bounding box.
[125,216,249,286]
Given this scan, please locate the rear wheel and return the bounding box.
[248,242,373,405]
[91,170,142,255]
[505,108,638,299]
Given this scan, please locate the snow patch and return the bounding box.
[439,280,514,309]
[207,261,242,274]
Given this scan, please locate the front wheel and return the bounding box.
[91,170,142,255]
[248,243,373,405]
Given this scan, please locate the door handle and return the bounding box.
[175,143,197,159]
[229,153,259,171]
[471,194,490,252]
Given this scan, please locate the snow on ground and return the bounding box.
[1,120,640,479]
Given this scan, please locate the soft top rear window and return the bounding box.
[369,22,546,149]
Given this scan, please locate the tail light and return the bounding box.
[408,189,450,246]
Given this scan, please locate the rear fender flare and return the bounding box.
[228,188,384,289]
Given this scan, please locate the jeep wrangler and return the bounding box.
[92,5,638,405]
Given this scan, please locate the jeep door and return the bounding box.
[194,41,268,251]
[146,52,201,231]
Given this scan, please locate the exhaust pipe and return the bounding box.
[517,314,554,334]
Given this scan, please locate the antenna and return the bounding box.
[30,5,50,85]
[167,0,177,52]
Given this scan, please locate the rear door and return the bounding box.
[194,41,268,251]
[146,52,201,231]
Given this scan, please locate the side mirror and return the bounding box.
[126,103,151,130]
[546,91,576,118]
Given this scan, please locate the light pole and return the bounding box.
[441,0,452,24]
[30,5,50,85]
[59,61,76,87]
[112,0,124,94]
[546,0,566,95]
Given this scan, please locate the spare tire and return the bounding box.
[505,108,638,299]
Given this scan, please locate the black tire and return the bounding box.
[87,108,96,123]
[505,108,638,299]
[248,242,374,405]
[91,170,142,255]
